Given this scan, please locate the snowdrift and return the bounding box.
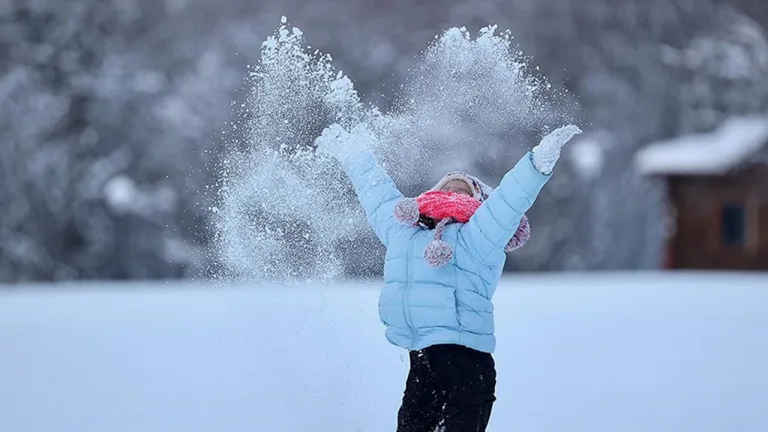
[1,272,767,432]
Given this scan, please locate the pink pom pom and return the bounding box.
[424,240,453,267]
[505,214,531,252]
[394,198,419,225]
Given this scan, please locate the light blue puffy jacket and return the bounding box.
[343,150,551,353]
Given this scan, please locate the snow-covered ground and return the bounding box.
[1,272,767,432]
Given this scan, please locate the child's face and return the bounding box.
[442,180,474,197]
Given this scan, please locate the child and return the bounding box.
[316,123,581,432]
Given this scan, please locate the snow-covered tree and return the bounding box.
[0,0,262,281]
[2,0,766,281]
[489,0,768,270]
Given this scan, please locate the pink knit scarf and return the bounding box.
[416,190,481,223]
[393,190,531,267]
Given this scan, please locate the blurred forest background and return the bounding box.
[2,0,767,282]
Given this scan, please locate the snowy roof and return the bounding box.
[635,116,768,175]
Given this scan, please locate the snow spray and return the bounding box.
[211,16,574,283]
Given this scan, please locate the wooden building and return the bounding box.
[635,116,768,270]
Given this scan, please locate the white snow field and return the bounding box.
[1,272,767,432]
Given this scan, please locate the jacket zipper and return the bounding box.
[403,235,417,349]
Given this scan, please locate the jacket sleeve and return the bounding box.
[458,151,551,264]
[338,150,406,247]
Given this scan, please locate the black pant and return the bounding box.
[397,344,496,432]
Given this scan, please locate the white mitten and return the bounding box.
[315,123,348,159]
[531,125,583,174]
[315,123,373,167]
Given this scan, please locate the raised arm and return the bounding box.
[458,125,582,264]
[315,123,407,246]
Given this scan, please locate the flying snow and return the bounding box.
[211,18,575,283]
